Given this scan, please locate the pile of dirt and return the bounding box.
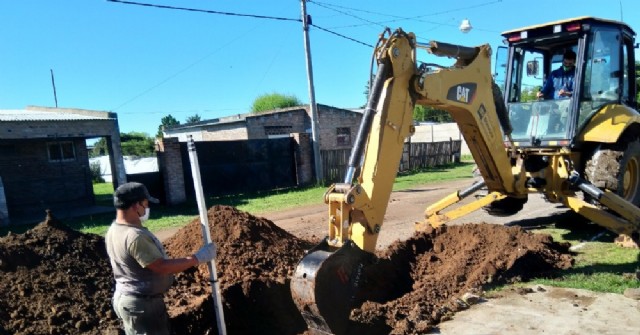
[163,205,316,335]
[0,206,573,335]
[349,223,574,334]
[0,212,120,335]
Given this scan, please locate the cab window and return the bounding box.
[578,28,622,127]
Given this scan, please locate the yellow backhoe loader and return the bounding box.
[291,17,640,335]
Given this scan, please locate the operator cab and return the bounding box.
[496,17,637,147]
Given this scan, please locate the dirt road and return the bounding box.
[254,178,572,249]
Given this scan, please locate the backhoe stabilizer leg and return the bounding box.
[424,180,486,218]
[420,180,506,229]
[290,238,374,335]
[567,172,640,246]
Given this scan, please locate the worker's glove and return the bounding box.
[194,243,217,263]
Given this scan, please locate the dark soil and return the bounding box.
[0,211,120,335]
[0,206,573,335]
[163,205,316,335]
[349,224,573,334]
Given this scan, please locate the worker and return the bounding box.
[537,50,576,99]
[105,182,217,335]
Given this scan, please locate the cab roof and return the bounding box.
[501,16,635,37]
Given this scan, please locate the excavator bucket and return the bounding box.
[290,239,373,335]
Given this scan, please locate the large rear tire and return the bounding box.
[585,138,640,206]
[617,140,640,205]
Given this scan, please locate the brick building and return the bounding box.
[0,106,125,225]
[163,104,362,150]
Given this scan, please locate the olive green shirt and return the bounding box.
[105,222,174,295]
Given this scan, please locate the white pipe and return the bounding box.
[187,135,227,335]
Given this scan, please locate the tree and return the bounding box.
[413,105,453,123]
[90,131,155,158]
[156,114,180,138]
[251,93,301,113]
[185,114,201,124]
[120,132,156,157]
[520,86,540,102]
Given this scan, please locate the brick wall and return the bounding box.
[291,133,313,186]
[246,109,308,139]
[201,123,248,141]
[316,106,363,150]
[156,137,186,205]
[0,138,93,217]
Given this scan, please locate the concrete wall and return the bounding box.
[412,123,470,155]
[0,119,116,139]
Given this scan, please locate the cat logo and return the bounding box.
[457,86,470,103]
[446,83,477,104]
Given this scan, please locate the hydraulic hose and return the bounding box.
[344,62,389,184]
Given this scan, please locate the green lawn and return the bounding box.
[523,222,639,293]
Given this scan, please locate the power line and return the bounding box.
[310,1,385,29]
[312,0,502,20]
[311,1,460,39]
[106,0,376,111]
[107,0,376,48]
[311,24,374,48]
[106,0,301,22]
[310,0,502,32]
[111,24,260,111]
[311,0,503,21]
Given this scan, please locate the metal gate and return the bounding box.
[180,138,297,196]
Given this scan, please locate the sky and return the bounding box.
[1,0,638,137]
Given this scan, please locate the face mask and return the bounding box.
[139,207,150,222]
[563,65,573,71]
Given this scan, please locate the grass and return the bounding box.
[525,222,640,293]
[393,163,473,190]
[93,183,116,206]
[492,219,640,294]
[212,162,476,215]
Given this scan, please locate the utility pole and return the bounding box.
[50,69,58,108]
[300,0,323,183]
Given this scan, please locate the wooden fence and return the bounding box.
[321,139,461,184]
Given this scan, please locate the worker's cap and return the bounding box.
[563,50,576,60]
[113,182,159,209]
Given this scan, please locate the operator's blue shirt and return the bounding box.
[540,66,575,99]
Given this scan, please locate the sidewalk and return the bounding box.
[433,285,640,334]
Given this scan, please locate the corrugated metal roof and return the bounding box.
[0,109,114,122]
